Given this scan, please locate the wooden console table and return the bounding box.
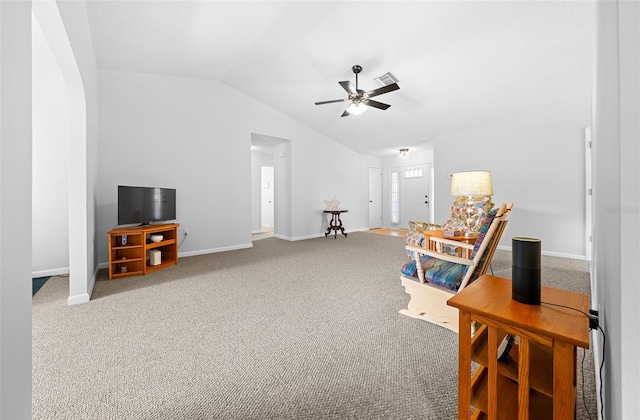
[447,275,589,419]
[324,209,348,239]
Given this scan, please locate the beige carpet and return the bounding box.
[32,232,596,419]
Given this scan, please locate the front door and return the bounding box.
[400,164,430,228]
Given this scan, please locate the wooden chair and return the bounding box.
[399,203,513,333]
[405,195,493,255]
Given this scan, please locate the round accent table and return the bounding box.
[323,209,348,239]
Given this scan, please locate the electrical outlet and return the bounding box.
[184,228,189,236]
[588,309,599,330]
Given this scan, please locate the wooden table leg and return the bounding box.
[553,340,576,419]
[324,214,336,237]
[518,337,531,420]
[487,326,498,418]
[458,310,472,420]
[336,213,346,237]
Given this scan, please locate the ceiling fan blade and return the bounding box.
[364,83,400,98]
[339,81,357,95]
[363,99,391,110]
[341,109,350,117]
[315,99,349,105]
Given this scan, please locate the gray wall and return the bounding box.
[434,120,588,258]
[593,1,640,418]
[0,2,32,417]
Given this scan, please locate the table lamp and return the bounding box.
[450,171,494,236]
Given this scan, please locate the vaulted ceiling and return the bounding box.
[85,1,594,156]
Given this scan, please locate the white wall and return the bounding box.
[0,1,33,416]
[48,0,99,304]
[593,1,640,418]
[289,135,370,239]
[433,120,588,258]
[274,141,292,239]
[97,69,371,264]
[32,12,70,277]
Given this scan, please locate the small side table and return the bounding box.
[324,209,348,239]
[447,275,590,419]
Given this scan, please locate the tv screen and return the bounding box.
[118,186,176,226]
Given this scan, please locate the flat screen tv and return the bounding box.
[118,186,176,226]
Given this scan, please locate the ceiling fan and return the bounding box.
[315,65,400,117]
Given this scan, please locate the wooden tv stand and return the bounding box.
[447,275,590,419]
[108,223,179,280]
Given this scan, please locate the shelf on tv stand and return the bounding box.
[108,223,179,280]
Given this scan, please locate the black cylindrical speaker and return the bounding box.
[512,237,541,305]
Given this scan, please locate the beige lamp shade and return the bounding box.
[450,171,493,196]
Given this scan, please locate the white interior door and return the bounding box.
[260,166,274,229]
[368,167,382,228]
[400,164,430,228]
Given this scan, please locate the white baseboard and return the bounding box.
[66,266,98,306]
[285,233,322,241]
[497,245,586,260]
[279,228,369,242]
[32,267,69,278]
[67,292,90,305]
[178,243,253,258]
[273,234,294,241]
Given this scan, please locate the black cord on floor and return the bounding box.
[597,325,606,420]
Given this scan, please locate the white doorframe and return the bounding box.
[585,127,593,262]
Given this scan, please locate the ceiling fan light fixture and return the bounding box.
[346,101,368,115]
[315,64,399,117]
[399,148,409,158]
